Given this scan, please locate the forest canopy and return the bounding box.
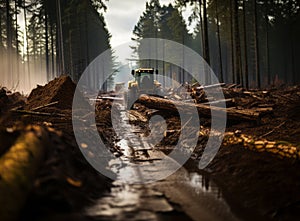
[0,0,112,91]
[133,0,300,87]
[0,0,299,91]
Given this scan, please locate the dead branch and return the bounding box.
[259,121,286,138]
[31,101,59,111]
[11,109,65,117]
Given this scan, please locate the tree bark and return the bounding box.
[6,0,12,81]
[265,1,270,85]
[232,0,242,86]
[290,24,296,84]
[202,0,211,85]
[230,0,235,83]
[243,0,249,88]
[6,0,12,50]
[202,0,210,65]
[253,0,260,88]
[23,0,31,88]
[45,9,50,81]
[0,126,48,221]
[138,94,261,122]
[50,22,55,79]
[215,0,223,83]
[56,0,64,75]
[198,0,205,57]
[15,0,20,82]
[0,8,2,48]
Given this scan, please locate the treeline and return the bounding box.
[132,1,196,85]
[0,0,112,92]
[133,0,300,88]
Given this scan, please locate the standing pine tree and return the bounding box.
[132,2,192,83]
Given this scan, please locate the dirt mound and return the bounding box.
[25,75,87,111]
[0,87,25,114]
[0,77,111,220]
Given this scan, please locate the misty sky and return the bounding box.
[104,0,185,48]
[103,0,194,64]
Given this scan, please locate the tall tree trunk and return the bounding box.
[230,0,235,83]
[85,9,90,67]
[50,22,55,79]
[0,9,2,48]
[15,0,19,84]
[202,0,210,65]
[56,0,64,75]
[45,9,50,81]
[202,0,211,84]
[162,40,165,87]
[6,0,12,49]
[199,0,205,56]
[56,22,60,74]
[233,0,243,86]
[33,31,37,76]
[6,0,12,82]
[290,24,296,84]
[0,7,3,78]
[243,0,249,88]
[253,0,260,88]
[265,1,270,86]
[68,29,73,79]
[216,0,223,82]
[182,21,185,84]
[23,0,31,88]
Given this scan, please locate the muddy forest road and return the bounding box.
[86,101,239,221]
[2,76,300,221]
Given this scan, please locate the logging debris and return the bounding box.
[0,76,111,221]
[0,76,300,221]
[138,94,262,123]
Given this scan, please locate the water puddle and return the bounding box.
[87,103,239,220]
[188,172,222,197]
[86,164,238,221]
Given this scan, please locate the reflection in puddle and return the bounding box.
[87,169,227,220]
[188,172,222,198]
[88,104,237,220]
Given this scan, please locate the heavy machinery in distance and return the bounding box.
[126,68,163,109]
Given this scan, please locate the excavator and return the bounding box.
[126,68,163,109]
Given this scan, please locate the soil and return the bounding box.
[0,76,111,221]
[206,86,300,221]
[25,75,77,110]
[185,86,300,220]
[128,85,300,220]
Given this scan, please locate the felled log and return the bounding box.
[223,132,300,160]
[194,82,226,90]
[138,95,262,122]
[164,129,180,137]
[202,98,234,107]
[129,110,148,123]
[0,126,48,221]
